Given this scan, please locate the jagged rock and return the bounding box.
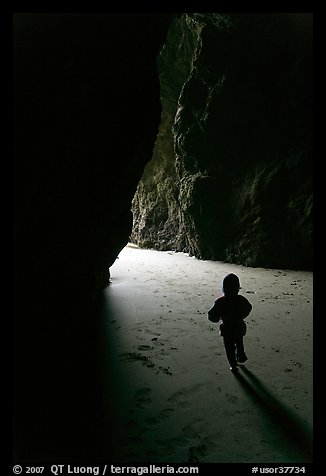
[131,13,313,270]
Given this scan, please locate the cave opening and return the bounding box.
[12,12,313,465]
[129,12,313,272]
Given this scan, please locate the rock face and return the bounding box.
[14,13,173,309]
[131,13,313,270]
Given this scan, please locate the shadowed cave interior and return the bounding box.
[13,13,312,463]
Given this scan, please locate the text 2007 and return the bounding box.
[26,468,45,474]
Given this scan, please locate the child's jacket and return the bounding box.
[208,294,252,338]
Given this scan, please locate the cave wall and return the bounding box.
[131,13,313,270]
[131,15,201,251]
[13,13,175,461]
[14,13,174,310]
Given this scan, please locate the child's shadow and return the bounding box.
[234,365,312,462]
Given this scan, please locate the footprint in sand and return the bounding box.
[119,352,155,369]
[180,423,214,462]
[168,383,209,409]
[145,408,174,426]
[156,365,173,375]
[291,360,303,368]
[182,420,204,439]
[199,354,212,364]
[152,340,166,348]
[188,444,207,463]
[167,391,189,408]
[121,351,172,376]
[225,393,238,404]
[137,345,153,351]
[134,387,152,408]
[145,416,161,426]
[154,348,171,359]
[145,330,161,337]
[160,408,175,419]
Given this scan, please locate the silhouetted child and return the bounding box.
[208,273,252,372]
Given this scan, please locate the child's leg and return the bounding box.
[235,337,248,362]
[223,337,237,369]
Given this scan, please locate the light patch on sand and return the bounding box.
[101,244,312,463]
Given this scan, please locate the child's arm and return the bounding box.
[239,296,252,318]
[208,300,221,323]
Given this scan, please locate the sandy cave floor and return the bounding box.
[98,243,313,464]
